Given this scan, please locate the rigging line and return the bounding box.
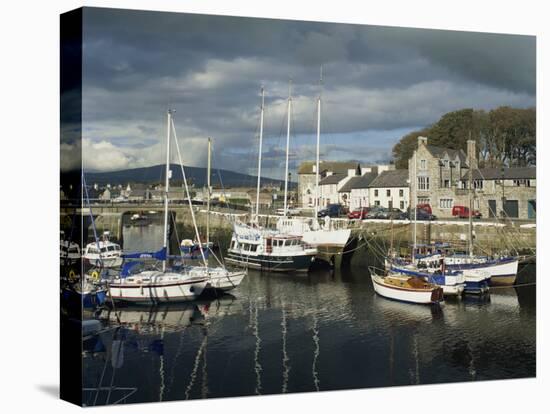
[171,115,207,266]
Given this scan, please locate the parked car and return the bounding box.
[317,204,346,218]
[416,203,432,215]
[365,206,385,219]
[380,208,406,220]
[347,207,369,220]
[407,207,437,221]
[452,205,482,219]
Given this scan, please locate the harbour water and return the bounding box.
[81,224,536,406]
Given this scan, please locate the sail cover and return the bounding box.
[122,247,167,260]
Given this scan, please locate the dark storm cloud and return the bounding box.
[78,7,535,174]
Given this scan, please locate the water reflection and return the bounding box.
[80,226,535,405]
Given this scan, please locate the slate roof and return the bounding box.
[338,172,379,192]
[425,145,468,164]
[318,174,346,186]
[462,167,536,180]
[298,161,360,175]
[368,170,409,188]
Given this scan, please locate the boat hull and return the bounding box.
[446,257,518,286]
[85,257,123,268]
[371,275,443,304]
[206,271,247,291]
[225,250,316,272]
[108,275,208,304]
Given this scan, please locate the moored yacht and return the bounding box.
[226,222,317,272]
[83,232,123,268]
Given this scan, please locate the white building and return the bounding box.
[338,171,379,210]
[368,170,410,210]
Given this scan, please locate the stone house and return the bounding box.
[461,167,536,219]
[368,170,410,210]
[409,136,536,219]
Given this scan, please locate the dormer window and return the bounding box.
[442,159,449,169]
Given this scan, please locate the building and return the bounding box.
[298,161,360,208]
[247,189,273,210]
[409,136,536,219]
[338,171,378,210]
[461,167,536,219]
[368,170,410,210]
[298,161,396,208]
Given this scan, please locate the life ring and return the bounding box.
[91,270,100,281]
[68,269,77,280]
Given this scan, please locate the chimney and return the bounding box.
[467,139,478,169]
[417,136,428,148]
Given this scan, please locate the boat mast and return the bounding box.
[206,137,211,245]
[314,67,322,218]
[171,116,208,266]
[412,150,417,258]
[255,87,265,222]
[283,80,292,218]
[162,109,172,272]
[468,132,474,258]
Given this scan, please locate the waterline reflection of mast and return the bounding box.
[252,303,262,395]
[283,80,292,218]
[312,313,320,391]
[254,87,265,222]
[281,303,290,393]
[159,327,165,401]
[184,334,208,400]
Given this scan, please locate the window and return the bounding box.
[443,179,450,188]
[513,179,530,187]
[374,200,380,206]
[473,179,483,189]
[439,198,453,209]
[399,189,404,197]
[443,159,449,168]
[418,176,430,190]
[420,159,427,170]
[417,197,430,205]
[374,189,378,197]
[386,189,391,197]
[400,201,405,210]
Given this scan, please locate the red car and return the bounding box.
[348,207,369,220]
[416,203,432,214]
[452,205,482,219]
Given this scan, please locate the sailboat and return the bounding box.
[60,230,80,263]
[107,110,210,304]
[386,150,467,295]
[275,69,351,264]
[225,85,318,272]
[369,266,444,305]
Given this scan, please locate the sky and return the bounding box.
[69,7,536,179]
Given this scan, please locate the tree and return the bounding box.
[392,128,430,169]
[392,106,536,168]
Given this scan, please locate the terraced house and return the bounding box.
[409,136,536,219]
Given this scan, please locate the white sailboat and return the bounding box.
[108,110,209,304]
[226,85,318,272]
[275,70,351,262]
[166,114,246,292]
